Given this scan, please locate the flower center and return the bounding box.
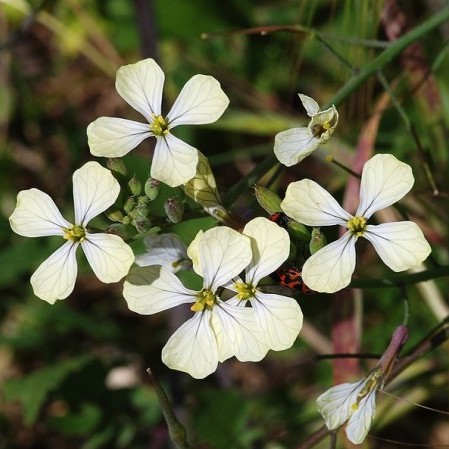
[63,225,86,242]
[347,216,367,236]
[235,282,256,301]
[351,369,383,411]
[149,114,169,136]
[191,289,216,312]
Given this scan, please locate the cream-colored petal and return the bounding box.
[187,230,204,276]
[252,292,303,351]
[162,311,218,379]
[135,233,190,272]
[299,93,320,116]
[9,189,70,237]
[30,241,78,304]
[167,75,229,127]
[243,217,290,285]
[345,387,377,444]
[282,179,351,226]
[363,222,431,272]
[115,58,164,122]
[199,227,251,292]
[356,154,414,219]
[87,117,151,158]
[73,161,120,226]
[81,233,134,283]
[150,134,198,187]
[317,380,364,430]
[274,127,319,167]
[301,232,356,293]
[212,300,268,362]
[123,266,196,314]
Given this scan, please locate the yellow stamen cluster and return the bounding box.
[191,289,216,312]
[63,225,86,242]
[351,369,383,411]
[149,114,169,136]
[235,282,256,301]
[312,120,331,136]
[347,216,367,236]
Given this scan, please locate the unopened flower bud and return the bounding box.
[135,195,150,218]
[309,227,327,255]
[133,216,152,234]
[123,197,135,213]
[107,208,124,222]
[106,158,127,176]
[144,177,160,201]
[287,218,310,242]
[164,197,184,224]
[254,186,282,215]
[128,175,142,196]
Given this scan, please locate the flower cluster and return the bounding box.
[9,53,432,427]
[123,218,303,378]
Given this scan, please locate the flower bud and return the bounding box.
[106,158,127,176]
[123,197,135,213]
[164,197,184,224]
[132,216,152,234]
[287,218,310,242]
[144,177,160,201]
[107,208,124,222]
[309,227,327,255]
[135,195,150,218]
[254,186,282,215]
[128,175,142,196]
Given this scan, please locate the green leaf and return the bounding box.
[3,356,92,425]
[47,402,102,436]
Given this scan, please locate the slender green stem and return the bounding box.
[146,369,194,449]
[223,154,277,206]
[324,7,449,109]
[349,265,449,289]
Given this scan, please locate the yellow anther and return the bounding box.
[322,121,331,130]
[191,289,216,312]
[149,115,169,136]
[235,282,256,301]
[63,225,86,242]
[347,216,367,236]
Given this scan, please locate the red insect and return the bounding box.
[273,264,314,295]
[268,212,290,229]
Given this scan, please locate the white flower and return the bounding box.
[274,94,338,166]
[135,233,191,273]
[226,217,303,352]
[87,58,229,187]
[123,226,267,379]
[9,162,135,304]
[317,368,383,444]
[281,154,432,293]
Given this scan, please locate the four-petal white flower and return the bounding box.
[281,154,432,293]
[87,58,229,187]
[317,368,383,444]
[9,162,135,303]
[274,94,338,166]
[123,226,267,379]
[226,217,304,352]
